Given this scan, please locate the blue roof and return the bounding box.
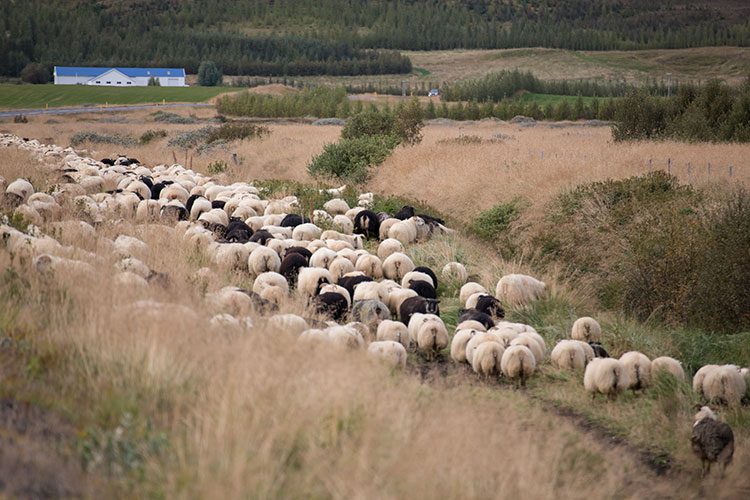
[55,67,185,78]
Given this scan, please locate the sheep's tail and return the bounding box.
[612,366,619,390]
[568,350,575,368]
[635,364,641,390]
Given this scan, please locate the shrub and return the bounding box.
[13,114,28,123]
[206,160,228,175]
[198,61,222,87]
[341,110,395,140]
[167,127,214,149]
[70,132,136,147]
[139,129,167,144]
[526,172,750,332]
[393,97,425,145]
[20,62,50,84]
[206,122,269,143]
[147,76,161,86]
[470,200,524,241]
[151,111,197,124]
[307,135,399,184]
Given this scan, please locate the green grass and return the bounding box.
[0,84,239,110]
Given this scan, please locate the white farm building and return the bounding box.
[53,67,187,87]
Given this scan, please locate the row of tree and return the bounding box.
[3,0,749,78]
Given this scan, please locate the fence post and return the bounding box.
[729,165,733,178]
[648,159,652,171]
[667,158,671,174]
[708,162,711,176]
[687,161,692,179]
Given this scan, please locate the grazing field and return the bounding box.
[252,46,750,90]
[0,84,240,110]
[1,108,748,498]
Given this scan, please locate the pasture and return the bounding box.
[0,108,748,498]
[0,84,239,110]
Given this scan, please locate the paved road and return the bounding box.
[0,102,212,118]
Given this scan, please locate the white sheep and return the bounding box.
[401,270,434,288]
[6,178,34,201]
[378,218,401,241]
[584,358,630,399]
[259,285,286,307]
[572,340,595,363]
[550,340,587,371]
[352,281,387,303]
[450,329,478,363]
[213,243,251,272]
[382,252,415,282]
[298,329,329,347]
[651,356,686,382]
[472,341,505,378]
[297,267,334,299]
[702,365,747,406]
[495,274,546,307]
[693,365,720,398]
[355,254,384,279]
[367,341,407,369]
[460,282,488,305]
[292,223,322,241]
[488,326,519,348]
[377,238,404,260]
[252,272,289,295]
[267,314,309,336]
[376,320,410,348]
[571,317,602,343]
[113,234,148,258]
[465,332,500,366]
[310,247,338,269]
[326,325,364,350]
[115,257,150,279]
[328,256,355,280]
[455,320,487,332]
[332,215,354,234]
[510,335,544,365]
[619,351,652,391]
[388,219,417,245]
[323,198,350,215]
[501,345,536,386]
[248,246,281,275]
[442,262,468,285]
[415,317,449,360]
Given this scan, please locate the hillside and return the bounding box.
[3,0,750,78]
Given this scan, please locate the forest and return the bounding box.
[2,0,749,78]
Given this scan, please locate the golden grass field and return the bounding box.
[1,109,749,498]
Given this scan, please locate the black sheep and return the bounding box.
[280,214,310,228]
[458,309,495,330]
[185,194,202,214]
[100,158,115,166]
[279,253,308,286]
[475,295,505,319]
[399,296,440,325]
[407,279,437,300]
[413,266,438,291]
[249,229,274,245]
[211,200,226,210]
[285,246,313,260]
[337,275,374,301]
[353,210,381,240]
[394,205,416,220]
[150,181,169,199]
[589,342,610,358]
[223,220,253,243]
[314,292,349,322]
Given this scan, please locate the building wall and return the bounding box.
[54,75,89,85]
[55,71,186,86]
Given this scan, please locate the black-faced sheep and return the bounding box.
[407,279,437,300]
[399,296,440,325]
[458,309,495,330]
[353,210,381,240]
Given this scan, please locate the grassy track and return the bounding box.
[0,84,239,110]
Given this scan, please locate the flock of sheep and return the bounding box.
[1,132,747,476]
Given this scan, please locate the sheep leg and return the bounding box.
[701,460,710,478]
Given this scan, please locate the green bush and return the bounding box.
[393,97,425,145]
[341,110,395,140]
[470,200,524,241]
[20,62,50,84]
[206,160,228,175]
[206,122,269,143]
[527,172,750,333]
[197,61,222,87]
[139,129,167,144]
[307,135,398,184]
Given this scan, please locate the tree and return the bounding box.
[20,62,50,84]
[147,76,161,86]
[198,61,222,86]
[393,97,425,145]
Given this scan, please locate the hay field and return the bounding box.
[5,109,748,222]
[2,109,749,497]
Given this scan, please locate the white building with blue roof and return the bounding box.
[53,67,187,87]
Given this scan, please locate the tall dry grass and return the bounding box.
[3,148,740,498]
